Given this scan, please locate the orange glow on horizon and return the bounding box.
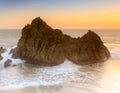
[0,8,120,29]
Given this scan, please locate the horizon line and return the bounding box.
[0,28,120,30]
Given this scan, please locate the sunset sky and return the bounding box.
[0,0,120,29]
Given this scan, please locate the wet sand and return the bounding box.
[0,85,94,93]
[0,87,41,93]
[0,86,76,93]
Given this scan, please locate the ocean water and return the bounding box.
[0,29,120,93]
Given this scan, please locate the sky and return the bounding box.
[0,0,120,29]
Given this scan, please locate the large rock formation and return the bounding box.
[11,17,110,66]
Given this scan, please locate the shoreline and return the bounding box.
[0,85,64,93]
[0,86,41,93]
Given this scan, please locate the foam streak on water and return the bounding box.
[0,48,82,90]
[0,48,25,69]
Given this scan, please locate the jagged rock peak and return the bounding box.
[30,17,53,31]
[82,30,102,41]
[31,17,47,27]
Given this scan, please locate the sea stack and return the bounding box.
[11,17,110,66]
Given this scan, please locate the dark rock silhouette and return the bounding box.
[11,17,110,66]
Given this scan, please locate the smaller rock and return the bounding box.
[0,47,6,53]
[4,59,12,68]
[0,47,6,61]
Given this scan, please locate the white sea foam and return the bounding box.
[0,48,25,69]
[0,44,120,91]
[0,48,103,91]
[0,48,82,90]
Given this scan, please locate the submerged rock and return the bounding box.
[12,17,110,66]
[4,59,12,68]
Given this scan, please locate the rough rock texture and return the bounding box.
[67,31,110,65]
[12,17,110,66]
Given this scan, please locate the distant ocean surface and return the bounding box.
[0,29,120,93]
